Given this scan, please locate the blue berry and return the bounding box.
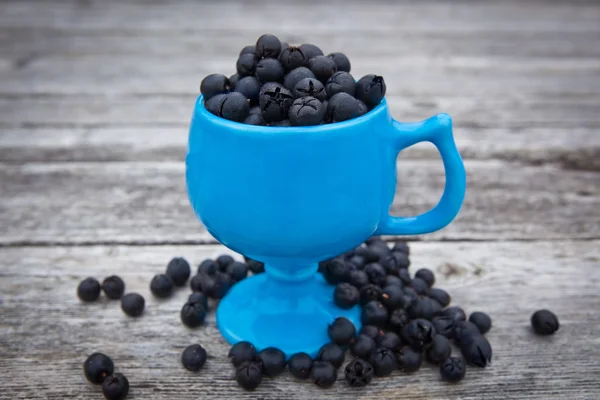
[392,242,410,255]
[440,357,466,382]
[188,292,208,310]
[289,96,325,126]
[248,105,261,116]
[121,293,144,317]
[408,297,442,320]
[531,309,559,335]
[334,283,360,309]
[357,99,368,116]
[328,317,356,345]
[348,270,369,288]
[78,277,101,302]
[181,344,207,372]
[204,93,227,116]
[299,43,324,60]
[454,321,482,346]
[402,319,436,350]
[368,348,397,377]
[384,275,404,288]
[309,55,337,83]
[258,347,286,377]
[283,67,316,91]
[364,262,387,286]
[180,301,207,328]
[83,353,114,384]
[288,352,313,380]
[440,306,467,323]
[325,71,356,97]
[355,74,386,109]
[200,272,232,299]
[259,85,294,122]
[102,275,125,300]
[255,34,282,59]
[396,346,422,373]
[381,285,405,309]
[227,261,248,282]
[236,361,263,391]
[327,92,360,123]
[426,335,451,364]
[389,308,410,331]
[460,335,492,367]
[429,288,451,307]
[376,332,402,351]
[166,257,191,287]
[310,361,337,388]
[229,341,257,367]
[150,273,174,298]
[327,52,351,72]
[239,45,255,56]
[255,58,284,83]
[293,77,326,101]
[229,73,240,88]
[351,334,376,358]
[234,76,261,104]
[410,277,430,295]
[393,252,410,269]
[236,53,257,76]
[200,74,231,100]
[345,358,374,387]
[317,343,345,369]
[279,46,310,71]
[415,268,435,287]
[432,316,457,339]
[102,373,129,400]
[216,254,235,270]
[361,300,388,327]
[320,259,349,284]
[360,325,382,341]
[468,311,491,334]
[360,284,382,306]
[243,114,263,125]
[244,256,265,274]
[219,92,250,122]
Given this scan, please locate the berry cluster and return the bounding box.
[200,34,386,126]
[83,353,129,400]
[77,275,145,318]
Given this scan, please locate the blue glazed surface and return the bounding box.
[186,95,465,356]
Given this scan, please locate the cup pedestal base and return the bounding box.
[216,272,362,359]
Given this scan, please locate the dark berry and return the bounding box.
[454,321,482,346]
[236,361,263,391]
[398,268,412,285]
[245,257,265,274]
[83,353,114,384]
[415,268,435,287]
[255,34,282,59]
[392,242,410,255]
[389,308,410,331]
[361,301,388,327]
[368,347,397,377]
[380,255,399,276]
[229,73,240,88]
[255,58,284,83]
[357,99,368,116]
[469,312,492,334]
[181,344,207,372]
[384,275,404,288]
[310,361,337,388]
[279,46,309,71]
[460,335,492,367]
[283,67,316,91]
[200,74,231,100]
[259,85,294,122]
[354,246,379,263]
[334,283,360,309]
[408,297,442,320]
[440,357,466,382]
[441,306,467,323]
[188,292,208,309]
[429,288,451,307]
[101,276,125,300]
[381,285,405,310]
[121,293,144,317]
[150,274,174,298]
[345,358,374,387]
[189,273,204,292]
[77,277,101,302]
[327,92,360,123]
[219,92,250,122]
[376,332,402,351]
[402,286,418,305]
[260,81,284,95]
[327,52,351,73]
[197,259,218,275]
[325,71,356,97]
[166,257,191,287]
[288,352,313,380]
[410,277,430,295]
[402,319,436,350]
[392,253,410,270]
[355,74,386,109]
[432,316,457,339]
[289,96,325,126]
[234,76,261,104]
[317,343,345,369]
[200,272,232,299]
[364,263,387,286]
[348,254,366,269]
[248,105,261,116]
[102,373,129,400]
[365,236,386,247]
[269,119,291,126]
[396,346,422,373]
[360,284,382,305]
[309,55,337,84]
[204,93,226,116]
[258,347,286,377]
[239,45,255,56]
[228,341,257,367]
[531,309,559,335]
[348,270,369,288]
[180,301,207,328]
[226,261,248,282]
[236,53,257,76]
[328,317,356,345]
[426,335,451,364]
[243,113,264,125]
[299,43,323,59]
[292,78,327,101]
[320,259,350,285]
[360,325,382,341]
[351,334,376,358]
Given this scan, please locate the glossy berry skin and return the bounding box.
[234,76,261,104]
[361,301,388,327]
[426,335,451,364]
[396,346,422,373]
[441,306,467,323]
[220,92,250,122]
[429,288,451,307]
[228,341,257,367]
[243,113,263,125]
[345,358,374,387]
[255,58,285,83]
[180,301,207,328]
[279,46,310,71]
[327,92,361,123]
[255,34,282,59]
[325,71,356,97]
[288,352,313,380]
[381,285,406,310]
[460,335,492,368]
[334,283,360,309]
[364,263,387,286]
[440,357,466,382]
[200,74,231,100]
[289,96,325,126]
[150,274,174,298]
[531,309,559,335]
[197,259,218,275]
[408,297,442,320]
[101,275,125,300]
[368,347,397,377]
[236,53,257,77]
[102,373,129,400]
[236,361,263,391]
[229,73,240,88]
[377,332,402,351]
[309,55,337,84]
[121,293,145,317]
[360,325,382,341]
[328,52,351,73]
[299,43,324,60]
[469,312,492,334]
[360,285,382,305]
[355,74,386,108]
[199,272,232,299]
[293,78,326,101]
[310,361,337,388]
[454,321,482,346]
[328,317,356,345]
[389,308,410,331]
[83,353,114,384]
[348,270,369,289]
[78,277,101,302]
[317,343,345,369]
[410,277,430,295]
[226,261,248,282]
[351,334,376,358]
[258,347,286,377]
[259,85,294,122]
[239,45,255,56]
[181,344,207,372]
[432,316,457,339]
[166,257,191,287]
[402,319,437,350]
[188,292,208,310]
[415,268,436,287]
[283,67,316,91]
[320,259,349,285]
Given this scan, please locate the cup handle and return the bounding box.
[374,113,466,236]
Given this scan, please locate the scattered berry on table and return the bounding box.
[426,335,452,365]
[244,256,265,274]
[440,306,467,323]
[187,292,208,310]
[440,357,466,383]
[380,254,399,276]
[361,300,388,327]
[199,272,232,299]
[429,288,451,308]
[101,275,125,300]
[345,358,374,387]
[351,334,376,359]
[320,259,349,285]
[410,277,430,296]
[165,257,191,287]
[334,283,360,309]
[415,268,436,287]
[83,353,114,384]
[102,373,129,400]
[359,284,382,306]
[531,309,559,335]
[189,273,205,292]
[180,301,207,328]
[317,343,345,369]
[407,297,442,320]
[398,268,412,286]
[328,317,357,345]
[432,316,457,339]
[181,344,207,372]
[257,347,286,377]
[469,311,492,335]
[392,252,410,269]
[310,361,337,388]
[348,269,369,288]
[402,319,436,350]
[235,361,263,391]
[368,347,397,377]
[216,255,235,271]
[197,259,218,275]
[120,293,145,317]
[77,277,101,302]
[226,261,249,282]
[460,335,492,367]
[381,285,406,309]
[391,242,410,255]
[228,341,257,367]
[359,325,382,341]
[288,352,313,380]
[150,274,174,298]
[376,331,402,351]
[389,308,411,331]
[396,346,422,373]
[364,262,387,286]
[453,321,482,346]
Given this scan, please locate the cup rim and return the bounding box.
[193,94,388,136]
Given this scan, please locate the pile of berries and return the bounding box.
[200,34,386,126]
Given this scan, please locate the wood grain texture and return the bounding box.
[1,241,599,400]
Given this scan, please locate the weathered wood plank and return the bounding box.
[1,160,598,245]
[1,241,599,399]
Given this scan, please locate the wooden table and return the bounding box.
[1,1,599,399]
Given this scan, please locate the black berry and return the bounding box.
[299,43,324,60]
[368,347,397,377]
[407,297,442,320]
[102,373,129,400]
[228,341,257,367]
[469,312,492,334]
[255,58,284,83]
[396,346,422,373]
[328,317,356,345]
[181,344,207,372]
[180,301,207,328]
[236,53,257,76]
[327,52,351,73]
[83,353,114,384]
[243,113,264,125]
[392,252,410,269]
[310,361,337,388]
[361,301,388,327]
[197,259,218,275]
[293,78,327,101]
[320,259,350,285]
[440,357,466,382]
[325,71,356,97]
[284,67,316,91]
[317,343,345,369]
[239,45,255,56]
[234,76,261,104]
[380,254,399,276]
[204,93,226,116]
[348,270,369,289]
[398,268,412,285]
[360,325,382,341]
[355,74,386,109]
[189,273,204,292]
[389,308,410,331]
[460,335,492,367]
[200,272,232,299]
[289,96,325,126]
[248,105,261,116]
[392,242,410,255]
[364,262,387,286]
[384,275,404,288]
[402,319,436,350]
[429,288,451,307]
[309,55,337,83]
[381,285,406,310]
[226,261,248,282]
[166,257,191,287]
[288,352,313,380]
[200,74,231,100]
[415,268,435,287]
[357,99,368,116]
[259,85,294,122]
[258,347,286,377]
[376,332,402,351]
[229,73,240,88]
[531,309,559,335]
[334,283,360,309]
[432,316,457,339]
[236,361,263,391]
[426,335,451,364]
[220,92,250,122]
[410,277,430,295]
[327,92,360,123]
[78,277,101,302]
[351,334,376,358]
[454,321,481,346]
[359,284,382,306]
[279,46,310,71]
[121,293,144,317]
[188,292,208,310]
[345,358,374,387]
[101,276,125,300]
[441,306,467,323]
[150,274,174,298]
[348,254,366,269]
[255,34,282,59]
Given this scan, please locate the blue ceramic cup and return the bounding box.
[187,95,466,357]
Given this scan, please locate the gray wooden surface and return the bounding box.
[0,0,599,399]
